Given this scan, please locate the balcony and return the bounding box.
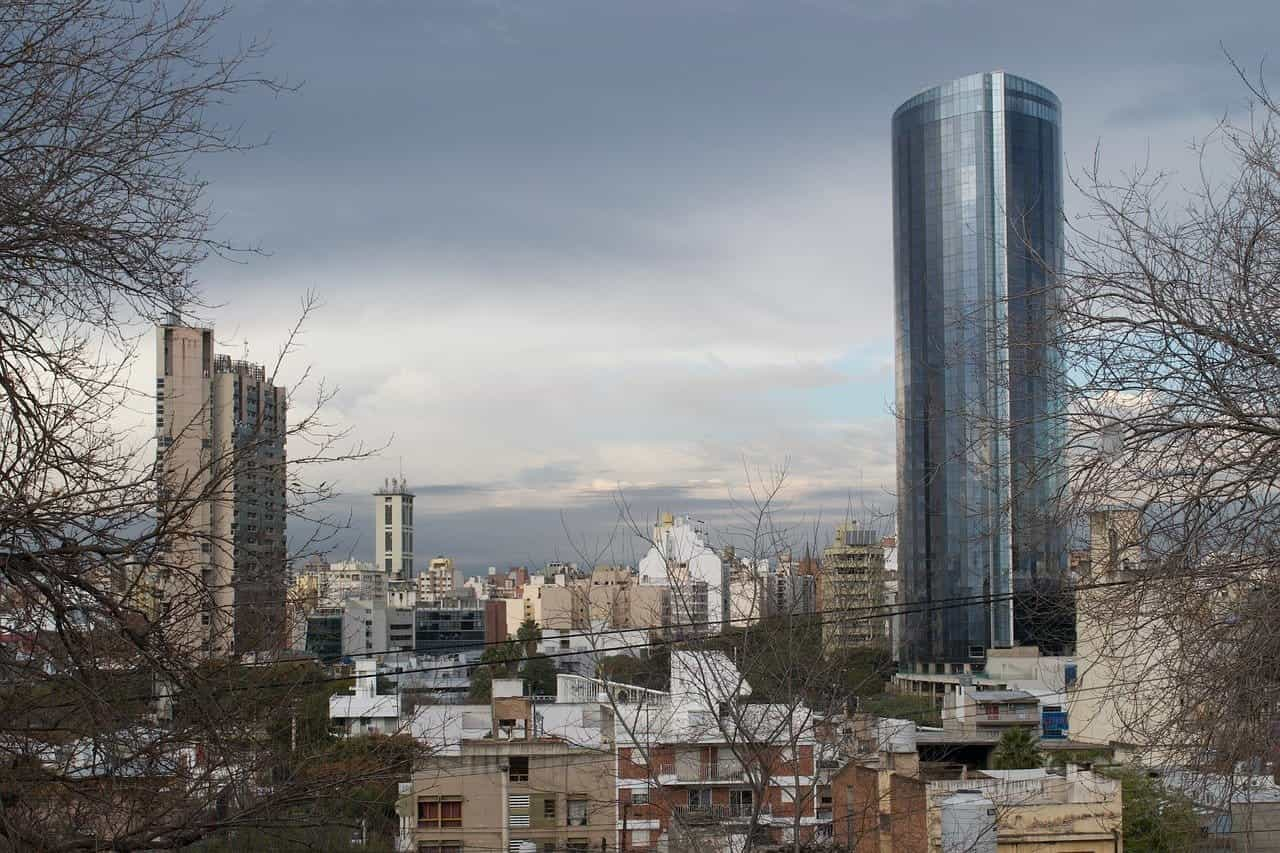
[672,803,766,824]
[656,763,747,783]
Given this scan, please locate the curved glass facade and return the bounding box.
[892,72,1067,663]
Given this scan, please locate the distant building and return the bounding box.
[541,566,667,634]
[154,319,286,657]
[417,556,462,604]
[820,523,886,651]
[374,478,414,580]
[294,558,387,608]
[638,514,722,635]
[414,594,506,655]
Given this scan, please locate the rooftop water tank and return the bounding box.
[941,790,996,853]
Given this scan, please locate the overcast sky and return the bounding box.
[162,0,1273,571]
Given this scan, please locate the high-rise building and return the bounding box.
[892,72,1068,663]
[155,319,287,656]
[820,522,886,651]
[374,478,414,580]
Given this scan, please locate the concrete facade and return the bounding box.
[155,320,286,657]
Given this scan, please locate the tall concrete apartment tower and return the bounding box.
[892,72,1068,664]
[819,522,886,652]
[156,319,287,656]
[375,478,414,581]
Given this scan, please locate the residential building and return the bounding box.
[400,680,618,853]
[893,646,1075,719]
[293,558,387,609]
[821,523,886,651]
[637,514,722,635]
[418,556,463,604]
[941,688,1041,737]
[893,72,1070,664]
[563,652,824,853]
[375,478,414,581]
[1068,508,1181,761]
[541,566,667,634]
[329,658,402,736]
[154,319,286,657]
[832,744,1121,853]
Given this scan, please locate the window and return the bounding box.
[566,841,588,853]
[543,798,556,820]
[730,789,753,815]
[417,799,463,829]
[567,798,588,826]
[631,787,649,806]
[385,501,392,524]
[420,844,461,853]
[508,756,529,782]
[385,531,393,552]
[688,789,711,809]
[631,830,650,847]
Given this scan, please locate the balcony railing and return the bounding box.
[672,803,766,823]
[655,763,747,783]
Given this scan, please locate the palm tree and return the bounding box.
[992,727,1043,769]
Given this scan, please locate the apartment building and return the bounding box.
[562,651,824,853]
[418,557,463,604]
[820,523,885,652]
[399,681,617,853]
[541,566,667,633]
[154,319,286,657]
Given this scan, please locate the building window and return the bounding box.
[385,531,393,552]
[419,845,461,853]
[730,789,753,816]
[417,799,463,829]
[385,501,392,524]
[567,798,588,827]
[688,789,711,809]
[543,798,556,820]
[631,830,650,847]
[508,756,529,782]
[631,787,649,805]
[566,841,588,853]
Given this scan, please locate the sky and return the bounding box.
[155,0,1274,571]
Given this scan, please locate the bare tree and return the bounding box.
[1062,63,1280,789]
[0,2,414,848]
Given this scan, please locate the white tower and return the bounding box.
[374,477,414,581]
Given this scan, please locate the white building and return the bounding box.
[374,478,414,581]
[302,559,386,608]
[638,513,723,634]
[330,658,403,736]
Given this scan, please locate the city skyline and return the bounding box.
[132,1,1271,569]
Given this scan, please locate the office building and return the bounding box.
[155,319,286,656]
[375,478,414,581]
[893,72,1068,663]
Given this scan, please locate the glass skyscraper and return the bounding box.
[892,71,1068,664]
